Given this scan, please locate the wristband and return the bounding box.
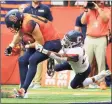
[9,43,15,48]
[42,49,48,54]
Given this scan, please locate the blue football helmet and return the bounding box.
[5,9,24,33]
[61,30,84,48]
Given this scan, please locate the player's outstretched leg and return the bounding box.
[83,70,111,87]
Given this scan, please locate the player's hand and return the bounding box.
[35,43,43,52]
[4,46,12,56]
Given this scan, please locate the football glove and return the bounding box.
[4,46,12,56]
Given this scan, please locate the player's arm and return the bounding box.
[93,2,110,23]
[4,32,21,56]
[35,43,79,62]
[24,20,44,48]
[47,51,79,62]
[10,32,21,46]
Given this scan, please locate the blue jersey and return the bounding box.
[23,3,53,21]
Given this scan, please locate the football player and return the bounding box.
[35,30,111,89]
[4,9,61,98]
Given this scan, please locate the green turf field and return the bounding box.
[1,85,111,103]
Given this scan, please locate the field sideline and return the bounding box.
[1,85,111,103]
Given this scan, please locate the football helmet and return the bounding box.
[5,9,24,33]
[61,30,84,48]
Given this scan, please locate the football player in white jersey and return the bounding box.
[34,30,111,89]
[14,30,111,98]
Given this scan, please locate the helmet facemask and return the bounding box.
[70,36,84,47]
[61,35,84,49]
[61,36,71,48]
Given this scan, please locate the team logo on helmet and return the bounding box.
[9,14,18,23]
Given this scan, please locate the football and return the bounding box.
[22,34,35,44]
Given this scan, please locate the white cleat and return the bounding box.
[23,93,28,98]
[32,84,41,89]
[99,70,111,77]
[29,82,34,88]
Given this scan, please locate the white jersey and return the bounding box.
[59,47,89,73]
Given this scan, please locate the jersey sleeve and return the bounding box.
[75,16,81,27]
[75,13,83,27]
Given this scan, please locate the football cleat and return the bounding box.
[13,88,27,98]
[98,70,111,77]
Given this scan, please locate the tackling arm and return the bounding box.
[4,32,21,56]
[47,51,67,63]
[35,43,79,63]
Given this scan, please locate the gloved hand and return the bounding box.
[4,46,13,56]
[35,43,43,52]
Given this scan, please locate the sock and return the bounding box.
[83,78,93,87]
